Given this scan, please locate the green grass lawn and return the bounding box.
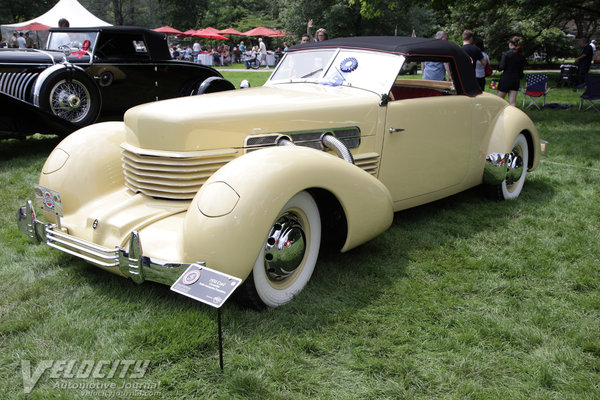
[1,75,599,399]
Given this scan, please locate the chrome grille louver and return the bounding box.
[0,72,39,101]
[121,144,237,200]
[354,152,380,176]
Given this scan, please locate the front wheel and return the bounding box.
[37,69,101,126]
[238,191,321,309]
[491,133,529,200]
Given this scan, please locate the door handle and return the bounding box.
[389,127,405,133]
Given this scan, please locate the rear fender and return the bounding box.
[486,106,540,170]
[182,146,393,280]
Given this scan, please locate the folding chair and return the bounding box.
[579,74,600,112]
[522,74,551,110]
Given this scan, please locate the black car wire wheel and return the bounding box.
[38,69,101,126]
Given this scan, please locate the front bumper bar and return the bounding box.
[17,200,191,286]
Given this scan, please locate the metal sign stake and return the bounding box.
[218,307,224,371]
[170,263,242,372]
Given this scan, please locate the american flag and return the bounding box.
[526,74,548,91]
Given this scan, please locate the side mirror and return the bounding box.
[240,80,250,89]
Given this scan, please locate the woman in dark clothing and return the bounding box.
[497,36,525,106]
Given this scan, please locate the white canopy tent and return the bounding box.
[2,0,112,47]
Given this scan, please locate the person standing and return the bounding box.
[307,19,328,42]
[422,30,450,81]
[574,39,594,85]
[474,37,491,91]
[462,30,487,75]
[497,36,525,107]
[258,37,268,70]
[17,32,26,48]
[192,41,201,63]
[25,32,35,48]
[10,32,19,48]
[58,18,70,28]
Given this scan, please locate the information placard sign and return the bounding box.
[170,263,242,308]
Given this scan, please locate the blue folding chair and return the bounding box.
[522,74,551,110]
[579,74,600,112]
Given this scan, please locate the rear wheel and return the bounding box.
[238,191,321,309]
[491,133,529,200]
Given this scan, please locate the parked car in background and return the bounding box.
[18,36,544,310]
[399,60,418,75]
[0,26,233,138]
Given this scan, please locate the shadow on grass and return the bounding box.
[0,134,62,163]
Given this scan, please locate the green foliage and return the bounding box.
[438,0,599,60]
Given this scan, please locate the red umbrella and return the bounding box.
[243,26,283,37]
[194,29,229,40]
[16,22,51,31]
[153,26,183,35]
[178,29,198,38]
[202,27,220,33]
[218,28,244,36]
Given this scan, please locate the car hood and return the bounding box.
[0,48,66,64]
[123,84,381,152]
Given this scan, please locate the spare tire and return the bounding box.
[36,67,101,126]
[194,77,236,95]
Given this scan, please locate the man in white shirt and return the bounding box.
[17,32,26,48]
[258,38,268,70]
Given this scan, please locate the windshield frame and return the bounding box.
[266,48,405,96]
[47,31,99,55]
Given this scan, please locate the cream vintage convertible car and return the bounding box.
[17,36,543,309]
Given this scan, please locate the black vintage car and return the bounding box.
[0,26,233,138]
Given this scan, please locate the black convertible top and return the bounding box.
[289,36,482,96]
[49,26,171,61]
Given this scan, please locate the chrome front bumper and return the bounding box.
[17,200,192,286]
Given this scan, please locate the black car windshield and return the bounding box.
[47,31,99,52]
[266,49,404,95]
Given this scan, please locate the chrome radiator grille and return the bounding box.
[121,145,237,200]
[0,72,39,101]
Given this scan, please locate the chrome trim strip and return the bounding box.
[32,49,59,64]
[46,242,118,268]
[45,227,119,264]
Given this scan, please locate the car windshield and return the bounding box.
[47,31,99,52]
[266,49,405,95]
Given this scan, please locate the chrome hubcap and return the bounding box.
[506,147,524,185]
[58,91,81,110]
[264,212,306,282]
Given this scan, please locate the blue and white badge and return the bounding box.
[340,57,358,73]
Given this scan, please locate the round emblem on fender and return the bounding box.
[340,57,358,73]
[182,270,200,285]
[43,191,54,209]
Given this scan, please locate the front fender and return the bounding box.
[182,146,393,280]
[38,121,126,215]
[486,105,541,170]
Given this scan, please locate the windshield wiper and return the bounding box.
[301,68,323,79]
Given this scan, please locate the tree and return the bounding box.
[432,0,599,61]
[278,0,436,40]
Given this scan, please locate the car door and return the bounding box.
[378,95,473,205]
[91,32,156,114]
